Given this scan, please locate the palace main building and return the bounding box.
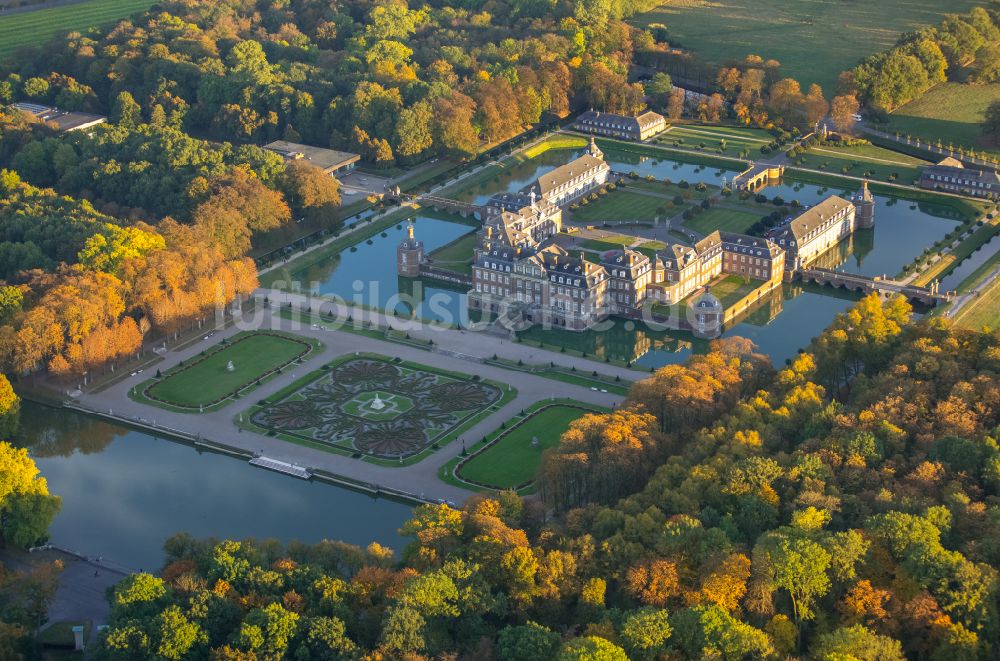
[403,142,876,331]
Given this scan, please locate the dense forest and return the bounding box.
[32,295,990,660]
[0,0,665,166]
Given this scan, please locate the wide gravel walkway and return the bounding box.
[75,303,629,504]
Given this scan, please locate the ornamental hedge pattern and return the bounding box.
[251,358,501,458]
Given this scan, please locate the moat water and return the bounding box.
[15,402,412,570]
[292,147,962,366]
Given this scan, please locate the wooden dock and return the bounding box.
[249,456,312,480]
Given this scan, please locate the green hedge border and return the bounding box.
[235,352,517,467]
[439,398,608,494]
[129,331,321,413]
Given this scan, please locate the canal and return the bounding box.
[15,402,413,571]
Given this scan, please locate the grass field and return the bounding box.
[631,0,979,93]
[141,332,313,410]
[888,83,1000,157]
[711,274,757,307]
[579,234,667,257]
[953,276,1000,330]
[571,190,666,222]
[658,125,773,153]
[457,403,591,489]
[685,206,760,235]
[794,143,929,184]
[428,230,478,274]
[0,0,156,58]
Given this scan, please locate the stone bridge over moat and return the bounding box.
[798,268,953,306]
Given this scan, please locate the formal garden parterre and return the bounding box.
[133,331,318,412]
[244,354,513,461]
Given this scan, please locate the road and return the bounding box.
[944,260,1000,319]
[0,546,124,632]
[860,124,999,172]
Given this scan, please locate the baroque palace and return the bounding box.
[402,139,876,331]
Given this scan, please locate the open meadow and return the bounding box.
[0,0,156,58]
[888,83,1000,158]
[632,0,980,93]
[685,206,760,236]
[794,143,930,185]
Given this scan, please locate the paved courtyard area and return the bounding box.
[75,301,629,503]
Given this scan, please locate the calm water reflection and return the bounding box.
[16,403,412,570]
[517,284,859,368]
[293,215,473,323]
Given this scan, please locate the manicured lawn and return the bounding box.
[428,230,478,274]
[794,143,929,184]
[621,177,714,199]
[141,332,314,410]
[578,234,666,259]
[710,274,757,307]
[953,276,1000,330]
[0,0,156,57]
[572,190,666,222]
[658,125,773,152]
[957,248,1000,293]
[457,404,592,489]
[523,135,587,158]
[435,134,585,201]
[631,0,980,93]
[685,207,760,235]
[889,83,1000,158]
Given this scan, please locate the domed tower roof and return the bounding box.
[688,288,723,314]
[859,179,873,202]
[588,135,603,159]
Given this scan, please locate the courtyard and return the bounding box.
[244,354,511,460]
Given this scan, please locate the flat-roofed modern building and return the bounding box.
[575,109,667,141]
[263,140,360,175]
[13,102,106,133]
[919,157,1000,199]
